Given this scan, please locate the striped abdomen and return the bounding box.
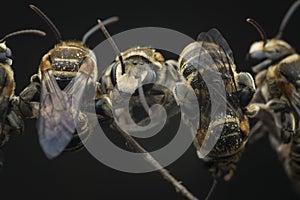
[179,41,249,157]
[178,41,250,180]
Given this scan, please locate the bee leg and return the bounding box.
[6,109,24,136]
[245,104,260,118]
[253,99,288,127]
[0,123,11,147]
[280,111,295,143]
[254,69,267,88]
[249,120,268,143]
[95,95,113,124]
[266,99,288,112]
[204,156,239,182]
[263,98,296,143]
[0,106,24,146]
[16,74,41,119]
[0,97,25,146]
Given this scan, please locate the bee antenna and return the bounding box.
[82,16,119,44]
[246,18,267,45]
[0,29,46,43]
[29,4,62,42]
[276,0,300,39]
[97,19,125,75]
[205,179,218,200]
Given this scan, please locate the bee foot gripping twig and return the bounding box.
[112,121,199,200]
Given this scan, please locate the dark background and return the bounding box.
[0,0,300,200]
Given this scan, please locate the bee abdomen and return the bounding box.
[206,118,246,157]
[204,149,244,181]
[64,113,90,152]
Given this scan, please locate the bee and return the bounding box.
[96,20,182,131]
[176,28,258,182]
[0,29,46,147]
[246,0,300,188]
[18,5,118,159]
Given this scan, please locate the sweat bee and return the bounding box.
[246,0,300,190]
[96,20,182,133]
[0,29,45,147]
[176,28,258,182]
[19,5,118,159]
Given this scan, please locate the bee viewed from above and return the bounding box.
[247,0,300,192]
[174,28,259,198]
[17,5,119,159]
[0,29,45,147]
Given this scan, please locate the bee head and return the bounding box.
[246,1,300,70]
[112,47,163,94]
[0,29,45,66]
[248,39,295,66]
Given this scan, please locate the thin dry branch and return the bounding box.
[112,121,199,200]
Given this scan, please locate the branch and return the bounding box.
[112,121,199,200]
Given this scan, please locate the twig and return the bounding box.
[112,121,199,200]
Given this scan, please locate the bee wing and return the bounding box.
[39,71,75,159]
[63,72,89,111]
[197,28,234,63]
[63,56,96,118]
[197,28,244,118]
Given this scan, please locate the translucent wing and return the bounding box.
[178,38,227,133]
[197,28,244,119]
[197,28,234,62]
[63,71,91,118]
[39,69,93,159]
[38,71,75,159]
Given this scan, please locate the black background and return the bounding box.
[0,0,300,200]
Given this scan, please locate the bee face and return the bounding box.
[248,39,294,65]
[107,47,164,94]
[0,42,12,65]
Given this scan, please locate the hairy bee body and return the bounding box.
[20,40,98,158]
[262,53,300,101]
[98,46,181,126]
[247,0,300,189]
[250,50,300,183]
[178,29,256,181]
[0,43,25,146]
[0,62,18,145]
